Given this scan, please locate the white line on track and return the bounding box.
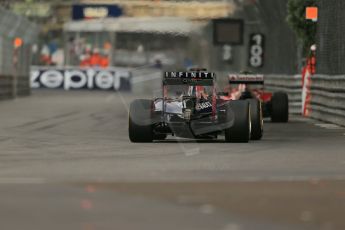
[223,223,241,230]
[199,204,215,214]
[314,123,344,130]
[0,177,46,184]
[224,175,345,183]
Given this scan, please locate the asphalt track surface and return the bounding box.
[0,89,344,230]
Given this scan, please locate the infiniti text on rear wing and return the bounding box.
[164,72,216,86]
[229,74,264,84]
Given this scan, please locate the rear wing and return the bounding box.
[163,72,216,86]
[228,74,264,84]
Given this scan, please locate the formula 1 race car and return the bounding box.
[221,73,289,125]
[129,70,257,143]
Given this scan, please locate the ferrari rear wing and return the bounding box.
[164,71,216,86]
[228,74,264,84]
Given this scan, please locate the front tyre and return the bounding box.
[225,100,251,143]
[271,92,289,123]
[129,99,154,143]
[248,99,263,140]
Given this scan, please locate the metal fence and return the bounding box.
[316,0,345,75]
[0,7,37,99]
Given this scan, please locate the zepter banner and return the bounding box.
[30,67,132,91]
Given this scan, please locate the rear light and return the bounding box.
[262,92,273,102]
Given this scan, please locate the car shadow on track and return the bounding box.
[155,137,252,144]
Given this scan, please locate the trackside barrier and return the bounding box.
[265,74,345,126]
[30,66,132,91]
[309,75,345,126]
[0,75,11,99]
[0,7,38,100]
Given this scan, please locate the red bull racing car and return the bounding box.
[129,70,261,143]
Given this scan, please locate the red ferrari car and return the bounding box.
[221,73,289,123]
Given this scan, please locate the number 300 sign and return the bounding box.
[248,33,265,68]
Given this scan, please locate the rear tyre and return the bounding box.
[271,92,289,123]
[129,99,154,143]
[225,101,250,143]
[248,99,263,140]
